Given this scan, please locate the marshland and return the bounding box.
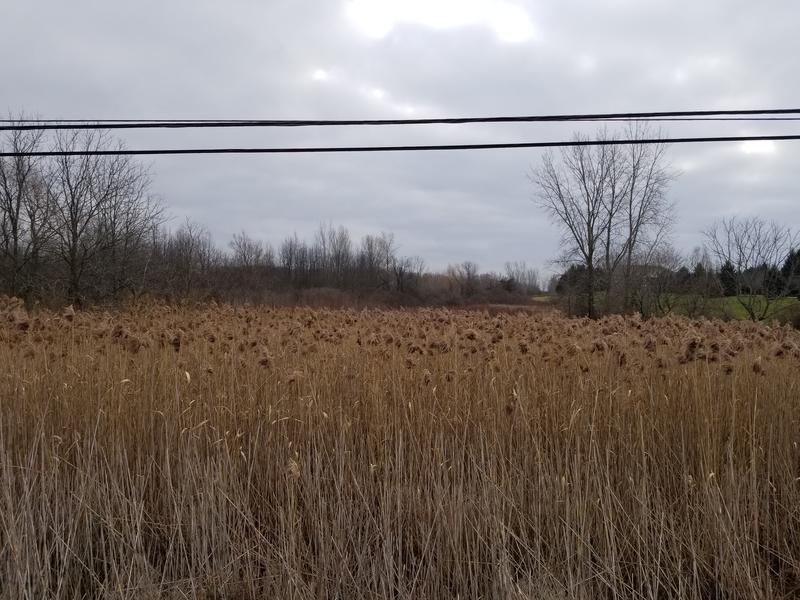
[2,298,799,598]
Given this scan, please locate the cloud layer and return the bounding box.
[2,0,797,273]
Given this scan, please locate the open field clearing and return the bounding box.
[2,298,800,599]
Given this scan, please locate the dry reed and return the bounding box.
[1,298,799,598]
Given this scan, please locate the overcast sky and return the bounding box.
[2,0,797,274]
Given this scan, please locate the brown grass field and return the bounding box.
[1,297,800,599]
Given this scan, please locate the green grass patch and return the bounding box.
[669,294,800,321]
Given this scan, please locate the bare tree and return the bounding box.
[597,139,628,311]
[376,232,397,288]
[0,119,50,298]
[679,247,720,318]
[279,233,303,282]
[704,216,798,321]
[532,138,616,317]
[230,230,267,269]
[328,225,352,285]
[585,126,674,313]
[533,128,675,317]
[358,232,398,290]
[46,130,157,304]
[448,261,480,298]
[164,219,218,296]
[357,234,383,288]
[392,255,425,294]
[638,244,685,316]
[619,124,675,309]
[504,261,541,294]
[97,182,162,299]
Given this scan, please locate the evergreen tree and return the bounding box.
[781,249,800,295]
[764,264,784,298]
[719,260,737,296]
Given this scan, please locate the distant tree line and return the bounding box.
[1,124,541,308]
[139,222,542,307]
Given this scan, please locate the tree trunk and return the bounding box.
[587,260,596,319]
[623,252,633,312]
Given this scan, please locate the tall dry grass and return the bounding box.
[1,297,799,598]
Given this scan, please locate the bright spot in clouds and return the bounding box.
[345,0,535,43]
[577,54,597,72]
[740,140,776,155]
[668,55,728,86]
[310,67,420,115]
[671,68,688,85]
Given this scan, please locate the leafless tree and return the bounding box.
[376,232,397,285]
[97,185,162,299]
[328,225,352,285]
[358,232,396,290]
[392,255,425,293]
[636,244,684,316]
[532,137,616,317]
[504,261,541,294]
[597,139,628,311]
[354,232,397,289]
[618,123,675,309]
[45,130,159,303]
[448,261,480,298]
[533,128,674,316]
[704,216,798,321]
[230,230,268,268]
[679,247,720,318]
[585,126,674,312]
[172,220,218,296]
[0,119,51,298]
[227,230,275,296]
[279,233,303,282]
[634,246,717,319]
[358,234,382,282]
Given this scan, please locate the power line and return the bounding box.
[3,108,800,131]
[4,117,800,128]
[2,133,799,158]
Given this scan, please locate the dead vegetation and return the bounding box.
[1,297,799,598]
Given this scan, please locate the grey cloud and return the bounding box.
[1,0,798,275]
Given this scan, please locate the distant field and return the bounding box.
[1,299,800,598]
[666,294,800,321]
[710,295,800,320]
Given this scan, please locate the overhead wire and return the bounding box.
[2,108,800,131]
[2,133,800,158]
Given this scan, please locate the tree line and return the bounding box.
[1,125,542,307]
[535,126,800,322]
[7,120,794,319]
